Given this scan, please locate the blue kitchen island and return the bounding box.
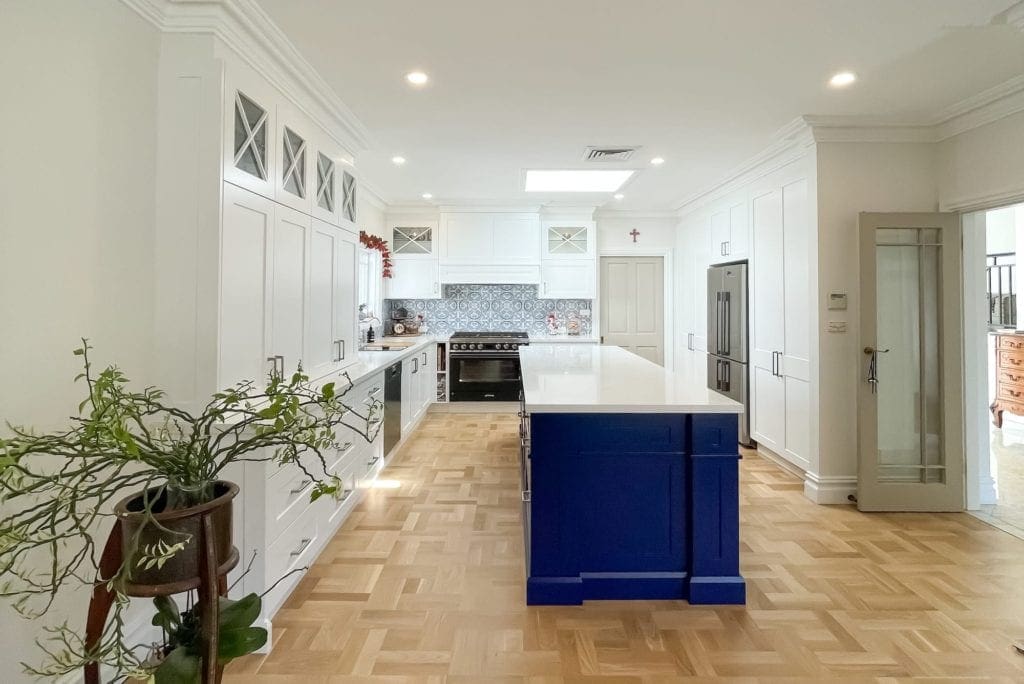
[518,344,745,606]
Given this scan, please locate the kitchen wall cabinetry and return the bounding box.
[400,346,437,433]
[677,215,710,364]
[709,201,750,264]
[157,43,371,638]
[749,178,811,470]
[543,221,595,259]
[387,219,441,299]
[439,212,542,282]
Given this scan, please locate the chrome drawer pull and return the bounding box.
[338,441,353,451]
[290,538,312,557]
[367,386,382,397]
[290,478,312,495]
[339,488,353,502]
[367,456,380,467]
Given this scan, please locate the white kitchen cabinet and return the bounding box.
[339,169,358,231]
[388,258,441,298]
[220,183,274,390]
[223,70,278,200]
[273,105,313,214]
[493,214,541,264]
[307,219,357,379]
[401,355,416,434]
[269,205,309,378]
[311,131,344,226]
[441,213,493,263]
[709,200,750,264]
[749,178,810,470]
[543,221,595,259]
[440,212,542,268]
[679,215,710,356]
[540,260,596,299]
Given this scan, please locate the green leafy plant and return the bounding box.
[150,592,266,683]
[0,340,382,678]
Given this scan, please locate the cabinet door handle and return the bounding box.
[412,357,419,374]
[433,281,438,293]
[290,538,312,557]
[267,355,284,377]
[724,240,730,255]
[422,351,428,365]
[367,455,380,467]
[339,339,345,360]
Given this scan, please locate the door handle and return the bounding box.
[863,346,889,394]
[412,357,419,374]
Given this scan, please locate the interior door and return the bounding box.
[600,256,665,365]
[858,212,964,511]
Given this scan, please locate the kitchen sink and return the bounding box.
[360,339,418,351]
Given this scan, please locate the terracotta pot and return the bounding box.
[114,481,238,588]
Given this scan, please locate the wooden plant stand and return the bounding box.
[84,513,239,683]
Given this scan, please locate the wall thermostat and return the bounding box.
[828,293,848,311]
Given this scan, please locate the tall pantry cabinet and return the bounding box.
[152,36,367,633]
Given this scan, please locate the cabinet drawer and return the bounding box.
[328,461,360,526]
[266,464,315,544]
[266,502,319,589]
[999,336,1024,352]
[328,427,361,473]
[998,350,1024,369]
[998,369,1024,387]
[999,385,1024,403]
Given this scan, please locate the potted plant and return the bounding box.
[0,340,382,680]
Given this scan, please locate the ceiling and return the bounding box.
[256,0,1024,210]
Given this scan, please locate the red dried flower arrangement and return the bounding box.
[359,231,393,278]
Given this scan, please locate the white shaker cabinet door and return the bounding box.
[220,183,274,390]
[387,258,440,299]
[307,221,340,380]
[334,228,358,369]
[440,213,493,263]
[540,260,596,299]
[493,214,541,264]
[269,206,309,378]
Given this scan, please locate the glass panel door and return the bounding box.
[233,91,268,180]
[858,213,963,511]
[392,227,433,255]
[341,171,357,223]
[316,152,335,212]
[548,226,588,255]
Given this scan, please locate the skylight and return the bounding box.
[524,169,634,193]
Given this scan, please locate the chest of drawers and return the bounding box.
[991,333,1024,427]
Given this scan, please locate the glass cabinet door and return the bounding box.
[281,126,307,199]
[547,225,589,256]
[392,226,433,255]
[233,91,269,180]
[341,171,357,223]
[316,152,335,213]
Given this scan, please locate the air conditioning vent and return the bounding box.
[583,146,638,162]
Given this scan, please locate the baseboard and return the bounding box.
[755,445,806,480]
[803,471,858,505]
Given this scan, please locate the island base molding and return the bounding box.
[527,572,744,605]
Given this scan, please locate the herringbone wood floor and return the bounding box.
[226,413,1024,682]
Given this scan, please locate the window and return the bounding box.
[358,248,382,327]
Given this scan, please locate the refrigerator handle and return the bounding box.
[723,359,731,392]
[722,292,731,357]
[715,359,722,390]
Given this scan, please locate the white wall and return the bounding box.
[596,215,678,252]
[814,142,940,495]
[0,0,160,679]
[985,205,1016,254]
[938,110,1024,212]
[358,188,387,238]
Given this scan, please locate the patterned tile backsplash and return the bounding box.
[386,284,592,337]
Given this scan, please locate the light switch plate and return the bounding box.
[828,293,848,311]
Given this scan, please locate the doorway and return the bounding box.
[965,202,1024,538]
[599,256,665,365]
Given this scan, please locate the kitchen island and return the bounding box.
[518,344,745,605]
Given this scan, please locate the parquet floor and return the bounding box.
[226,413,1024,682]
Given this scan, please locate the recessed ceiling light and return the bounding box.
[829,71,857,88]
[421,192,433,199]
[524,169,634,193]
[650,157,665,166]
[614,193,625,200]
[406,71,429,86]
[391,156,406,165]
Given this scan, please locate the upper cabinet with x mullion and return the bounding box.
[223,69,278,199]
[274,105,315,214]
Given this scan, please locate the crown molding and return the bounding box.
[933,74,1024,140]
[673,116,813,214]
[593,209,680,220]
[357,182,388,212]
[120,0,373,154]
[437,203,544,213]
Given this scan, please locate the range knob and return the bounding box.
[470,343,478,350]
[456,343,464,350]
[511,343,518,350]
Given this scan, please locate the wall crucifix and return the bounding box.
[629,228,640,243]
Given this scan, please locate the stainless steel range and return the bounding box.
[448,331,529,402]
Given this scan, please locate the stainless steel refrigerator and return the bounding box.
[707,262,753,447]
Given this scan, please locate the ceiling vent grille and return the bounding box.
[583,146,638,162]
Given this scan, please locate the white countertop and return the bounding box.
[315,336,438,390]
[519,344,743,414]
[527,334,599,344]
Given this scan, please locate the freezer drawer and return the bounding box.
[707,354,752,447]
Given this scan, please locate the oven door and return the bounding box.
[449,353,522,401]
